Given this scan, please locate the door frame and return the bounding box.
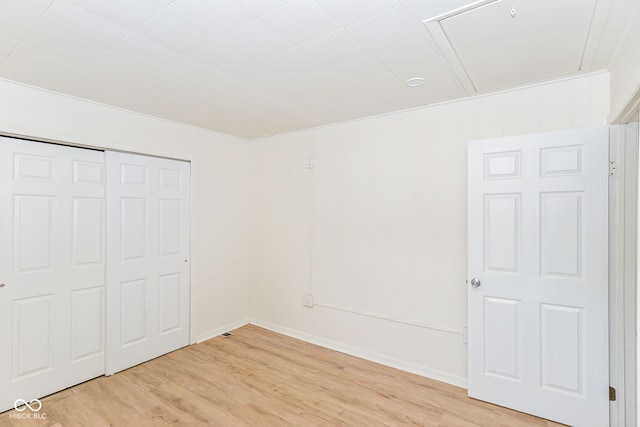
[610,121,639,427]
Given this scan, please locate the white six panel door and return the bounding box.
[0,137,106,412]
[467,127,609,426]
[106,152,190,375]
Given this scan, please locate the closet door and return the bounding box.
[105,152,190,375]
[0,137,105,412]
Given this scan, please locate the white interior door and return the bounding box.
[0,137,105,412]
[467,127,609,426]
[106,151,190,375]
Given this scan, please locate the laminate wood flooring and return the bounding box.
[0,324,563,426]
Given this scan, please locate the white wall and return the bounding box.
[609,7,640,122]
[0,78,252,342]
[250,73,611,386]
[0,71,614,387]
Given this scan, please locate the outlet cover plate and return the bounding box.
[303,293,314,307]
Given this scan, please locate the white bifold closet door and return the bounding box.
[0,137,106,412]
[105,151,191,375]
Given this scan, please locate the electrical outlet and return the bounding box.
[303,293,314,307]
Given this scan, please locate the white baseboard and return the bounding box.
[193,318,250,344]
[248,318,468,389]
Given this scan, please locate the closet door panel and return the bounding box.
[0,137,105,413]
[106,152,190,375]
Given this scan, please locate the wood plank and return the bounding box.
[0,325,564,426]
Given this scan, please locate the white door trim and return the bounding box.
[623,123,638,427]
[609,122,638,427]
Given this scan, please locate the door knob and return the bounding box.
[0,283,5,288]
[470,278,481,288]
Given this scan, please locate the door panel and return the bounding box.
[540,304,583,393]
[121,198,148,261]
[72,160,104,185]
[484,297,520,379]
[0,137,105,412]
[71,287,104,362]
[158,273,181,334]
[12,295,54,379]
[120,279,148,347]
[15,195,54,272]
[106,152,190,375]
[159,199,181,255]
[468,127,609,426]
[72,198,105,266]
[484,151,521,179]
[541,145,583,175]
[484,194,520,271]
[14,153,55,182]
[541,192,583,276]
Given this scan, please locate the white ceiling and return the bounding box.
[0,0,637,139]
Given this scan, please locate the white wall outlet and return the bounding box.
[303,293,314,307]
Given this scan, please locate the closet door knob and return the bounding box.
[470,278,481,288]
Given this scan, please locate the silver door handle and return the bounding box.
[470,278,481,288]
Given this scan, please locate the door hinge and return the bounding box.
[609,386,616,401]
[609,160,617,176]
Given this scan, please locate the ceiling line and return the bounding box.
[0,0,56,68]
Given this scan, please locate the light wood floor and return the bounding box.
[0,324,562,426]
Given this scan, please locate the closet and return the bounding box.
[0,137,190,412]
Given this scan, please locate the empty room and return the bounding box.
[0,0,639,426]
